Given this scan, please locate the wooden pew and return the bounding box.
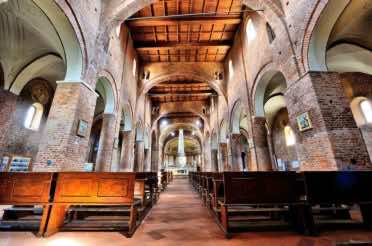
[217,172,300,238]
[207,173,223,210]
[294,171,372,235]
[135,172,158,208]
[44,172,139,238]
[0,172,54,236]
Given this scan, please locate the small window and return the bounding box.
[266,23,276,43]
[284,126,296,146]
[228,60,234,79]
[133,59,137,77]
[24,103,43,130]
[246,19,256,43]
[360,100,372,123]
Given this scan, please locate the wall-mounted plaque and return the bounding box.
[77,120,89,137]
[0,155,10,172]
[297,112,313,132]
[8,156,32,172]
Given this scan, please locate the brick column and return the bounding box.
[34,82,97,171]
[229,134,242,171]
[134,140,144,171]
[0,90,17,156]
[119,131,135,171]
[285,72,371,170]
[96,113,116,172]
[252,117,272,171]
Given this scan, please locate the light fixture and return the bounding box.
[0,0,8,4]
[160,119,168,127]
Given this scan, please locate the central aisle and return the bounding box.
[131,176,227,244]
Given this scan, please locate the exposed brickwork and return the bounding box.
[96,113,117,171]
[0,90,18,156]
[285,72,371,170]
[33,82,97,171]
[251,117,272,171]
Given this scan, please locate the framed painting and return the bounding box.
[297,112,313,132]
[77,120,89,137]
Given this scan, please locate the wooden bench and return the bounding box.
[217,172,300,238]
[135,172,158,207]
[0,172,54,236]
[44,172,139,238]
[293,171,372,235]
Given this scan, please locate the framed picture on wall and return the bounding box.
[297,112,313,132]
[8,156,32,172]
[77,120,89,137]
[0,155,10,172]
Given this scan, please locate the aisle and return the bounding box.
[1,177,372,246]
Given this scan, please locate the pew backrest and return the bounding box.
[303,171,372,204]
[53,172,135,204]
[0,172,53,204]
[223,172,299,205]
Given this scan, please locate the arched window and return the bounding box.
[24,103,43,130]
[360,100,372,123]
[229,60,234,79]
[284,126,296,146]
[246,19,256,43]
[133,59,137,77]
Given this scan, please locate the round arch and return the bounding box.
[140,72,227,102]
[230,100,245,134]
[32,0,86,81]
[96,77,116,114]
[252,68,287,117]
[303,0,350,72]
[9,54,65,95]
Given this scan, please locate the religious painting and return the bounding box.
[77,120,89,137]
[0,155,10,172]
[297,112,312,132]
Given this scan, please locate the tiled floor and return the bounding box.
[1,177,372,246]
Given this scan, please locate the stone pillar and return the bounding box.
[204,139,212,171]
[229,134,242,171]
[219,143,228,171]
[96,113,116,172]
[0,90,17,156]
[135,140,144,171]
[34,82,97,171]
[119,131,135,171]
[252,117,272,171]
[211,149,218,171]
[285,72,371,170]
[151,146,159,172]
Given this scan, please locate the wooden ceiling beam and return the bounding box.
[148,92,215,97]
[126,16,241,27]
[135,41,232,51]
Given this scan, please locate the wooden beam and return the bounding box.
[148,92,214,97]
[135,41,232,51]
[126,16,241,28]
